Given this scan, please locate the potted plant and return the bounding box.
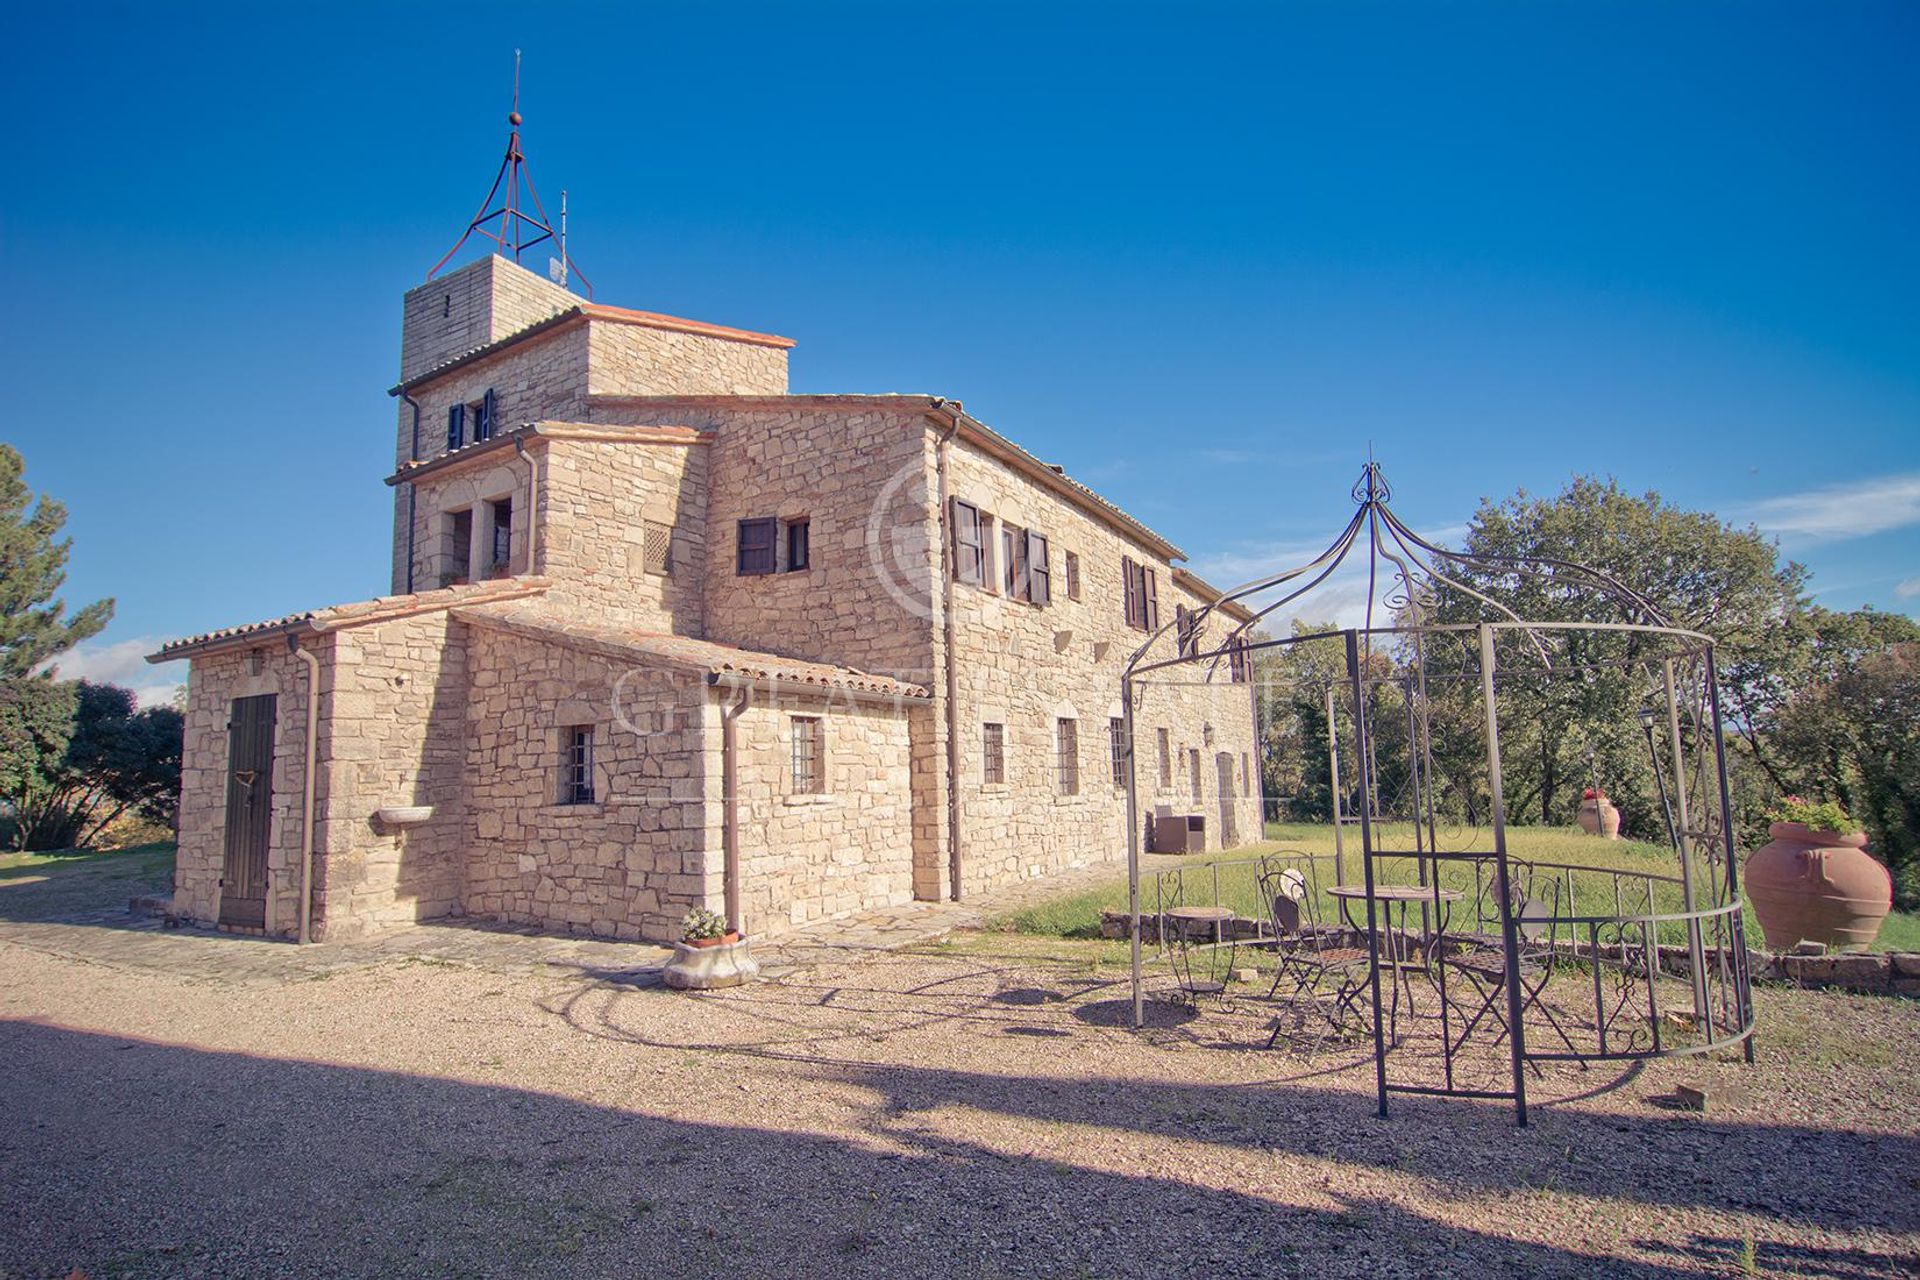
[1576,787,1621,839]
[663,907,759,990]
[1745,796,1892,951]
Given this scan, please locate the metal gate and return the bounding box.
[219,694,277,928]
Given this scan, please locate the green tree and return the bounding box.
[4,681,183,851]
[1421,478,1808,839]
[0,444,113,679]
[1774,643,1920,907]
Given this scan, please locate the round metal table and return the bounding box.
[1162,905,1236,998]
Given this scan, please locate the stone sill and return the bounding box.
[783,793,839,807]
[979,783,1010,795]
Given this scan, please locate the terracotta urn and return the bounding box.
[1577,797,1621,839]
[663,935,759,989]
[1746,823,1892,951]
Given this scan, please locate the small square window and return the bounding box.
[785,517,810,572]
[791,716,824,794]
[1056,718,1079,796]
[982,722,1005,785]
[643,520,673,576]
[562,726,595,805]
[1064,551,1081,602]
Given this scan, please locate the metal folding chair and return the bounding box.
[1255,856,1370,1048]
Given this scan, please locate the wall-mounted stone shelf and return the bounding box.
[373,805,435,831]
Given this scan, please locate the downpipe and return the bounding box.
[931,400,965,901]
[289,635,321,944]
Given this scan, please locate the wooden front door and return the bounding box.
[1216,752,1237,848]
[219,694,277,928]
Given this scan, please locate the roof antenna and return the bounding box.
[426,50,593,298]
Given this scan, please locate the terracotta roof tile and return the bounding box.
[148,579,552,663]
[453,603,931,701]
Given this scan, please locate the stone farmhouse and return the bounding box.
[152,253,1262,943]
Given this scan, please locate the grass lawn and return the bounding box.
[990,821,1920,953]
[0,842,176,922]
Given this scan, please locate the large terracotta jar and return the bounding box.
[1746,823,1893,951]
[1577,797,1621,839]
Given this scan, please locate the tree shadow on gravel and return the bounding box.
[548,955,1920,1242]
[6,1019,1731,1280]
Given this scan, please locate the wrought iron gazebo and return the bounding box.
[1121,464,1755,1125]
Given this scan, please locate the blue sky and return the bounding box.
[5,2,1916,702]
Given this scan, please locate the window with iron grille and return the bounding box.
[737,517,777,575]
[1109,718,1127,789]
[1157,728,1171,789]
[562,726,595,805]
[784,517,810,572]
[1056,718,1079,796]
[951,499,984,586]
[643,520,673,576]
[1064,551,1081,601]
[982,722,1005,785]
[446,508,473,584]
[488,498,513,576]
[791,716,824,794]
[1189,748,1202,803]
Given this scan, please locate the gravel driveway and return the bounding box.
[2,896,1916,1277]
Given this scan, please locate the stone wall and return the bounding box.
[397,254,578,384]
[724,686,918,934]
[173,640,325,937]
[587,322,788,398]
[534,437,710,631]
[390,327,591,593]
[310,613,469,940]
[939,435,1262,898]
[459,622,714,942]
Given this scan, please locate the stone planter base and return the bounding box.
[663,937,760,990]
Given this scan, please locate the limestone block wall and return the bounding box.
[398,254,578,384]
[402,457,537,593]
[940,438,1262,898]
[461,624,714,942]
[309,613,469,940]
[600,401,943,684]
[173,641,324,937]
[534,437,709,631]
[390,327,592,593]
[725,688,918,935]
[587,322,788,398]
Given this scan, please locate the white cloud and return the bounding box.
[37,636,184,708]
[1897,576,1920,600]
[1745,473,1920,542]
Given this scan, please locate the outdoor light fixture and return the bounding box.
[1638,705,1679,850]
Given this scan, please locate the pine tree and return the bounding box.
[0,444,112,678]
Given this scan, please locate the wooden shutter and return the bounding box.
[478,388,498,441]
[1004,526,1029,602]
[1122,556,1138,628]
[447,404,466,451]
[951,499,983,585]
[737,518,776,575]
[1143,568,1159,632]
[1027,532,1050,606]
[1176,604,1193,657]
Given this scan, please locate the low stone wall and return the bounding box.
[1096,911,1920,998]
